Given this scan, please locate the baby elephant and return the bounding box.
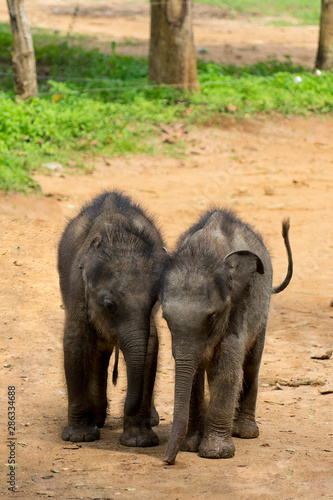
[58,191,165,447]
[161,208,293,464]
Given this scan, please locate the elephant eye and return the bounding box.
[207,312,217,326]
[103,298,117,314]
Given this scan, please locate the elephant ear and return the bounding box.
[92,235,102,249]
[223,250,264,303]
[89,223,114,250]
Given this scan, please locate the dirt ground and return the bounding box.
[1,1,333,499]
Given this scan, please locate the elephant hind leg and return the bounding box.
[92,349,111,428]
[232,413,259,439]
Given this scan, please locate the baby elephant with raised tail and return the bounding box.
[161,209,293,464]
[58,191,166,447]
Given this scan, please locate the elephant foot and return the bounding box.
[120,426,159,447]
[151,406,160,427]
[62,423,100,442]
[180,431,201,452]
[198,433,235,459]
[233,417,259,439]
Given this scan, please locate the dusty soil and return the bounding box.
[1,1,333,499]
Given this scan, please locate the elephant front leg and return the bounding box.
[181,363,205,452]
[120,316,159,447]
[233,331,265,439]
[199,341,243,459]
[62,322,100,442]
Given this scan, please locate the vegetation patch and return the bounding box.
[199,0,320,25]
[0,22,332,193]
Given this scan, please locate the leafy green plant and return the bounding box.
[0,21,332,193]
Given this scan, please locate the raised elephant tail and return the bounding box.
[112,346,119,385]
[272,218,293,294]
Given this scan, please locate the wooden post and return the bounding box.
[149,0,199,91]
[6,0,38,98]
[316,0,333,70]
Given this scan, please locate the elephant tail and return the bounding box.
[272,218,293,294]
[112,346,119,385]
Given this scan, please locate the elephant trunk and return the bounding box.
[164,358,197,465]
[118,321,149,417]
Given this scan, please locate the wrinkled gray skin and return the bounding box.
[161,209,293,464]
[58,191,166,447]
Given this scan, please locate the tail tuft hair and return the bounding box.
[272,218,293,294]
[112,347,119,385]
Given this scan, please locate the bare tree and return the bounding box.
[316,0,333,70]
[7,0,38,98]
[149,0,199,91]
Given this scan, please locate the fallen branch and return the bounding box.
[262,377,325,387]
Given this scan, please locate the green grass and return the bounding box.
[196,0,320,25]
[0,20,332,193]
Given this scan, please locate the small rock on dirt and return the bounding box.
[264,185,275,196]
[319,384,333,395]
[42,162,64,172]
[310,348,332,360]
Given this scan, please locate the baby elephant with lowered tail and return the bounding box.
[58,191,166,448]
[161,208,293,464]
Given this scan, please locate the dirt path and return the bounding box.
[1,115,333,499]
[1,2,333,499]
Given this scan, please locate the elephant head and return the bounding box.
[79,219,162,417]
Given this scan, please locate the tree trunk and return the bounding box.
[6,0,38,98]
[149,0,199,91]
[316,0,333,70]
